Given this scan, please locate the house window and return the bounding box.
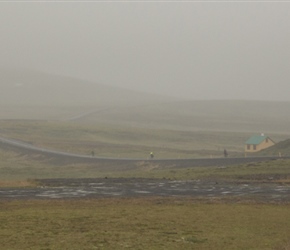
[247,144,251,150]
[253,145,256,150]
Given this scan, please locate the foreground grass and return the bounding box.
[0,198,290,250]
[99,159,290,183]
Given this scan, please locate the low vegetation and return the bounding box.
[0,198,290,250]
[0,120,246,158]
[0,120,289,159]
[255,139,290,157]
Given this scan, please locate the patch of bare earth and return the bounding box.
[0,180,36,188]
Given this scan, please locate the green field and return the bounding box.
[0,199,290,250]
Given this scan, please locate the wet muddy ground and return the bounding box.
[1,178,289,202]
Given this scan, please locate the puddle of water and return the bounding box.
[134,190,151,194]
[250,190,262,193]
[222,191,232,194]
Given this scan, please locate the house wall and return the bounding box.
[245,138,275,153]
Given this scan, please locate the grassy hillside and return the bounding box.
[254,139,290,157]
[0,120,248,159]
[1,120,289,160]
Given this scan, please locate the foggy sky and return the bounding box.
[0,2,289,101]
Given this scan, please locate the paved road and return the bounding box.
[0,136,288,168]
[1,137,289,201]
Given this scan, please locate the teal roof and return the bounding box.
[246,135,268,145]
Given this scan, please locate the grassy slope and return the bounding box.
[0,120,289,159]
[0,120,247,158]
[254,139,290,157]
[0,199,290,250]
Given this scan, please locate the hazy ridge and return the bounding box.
[0,69,289,136]
[0,69,170,107]
[83,100,290,134]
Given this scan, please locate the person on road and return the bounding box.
[91,150,95,157]
[150,152,154,159]
[224,149,228,158]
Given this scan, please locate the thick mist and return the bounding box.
[0,2,289,101]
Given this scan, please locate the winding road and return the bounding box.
[1,136,290,201]
[0,136,288,168]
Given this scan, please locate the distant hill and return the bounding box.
[82,100,290,134]
[0,69,172,119]
[0,68,169,107]
[1,69,290,138]
[255,139,290,157]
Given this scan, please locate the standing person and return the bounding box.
[224,149,228,158]
[91,150,95,157]
[150,152,154,159]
